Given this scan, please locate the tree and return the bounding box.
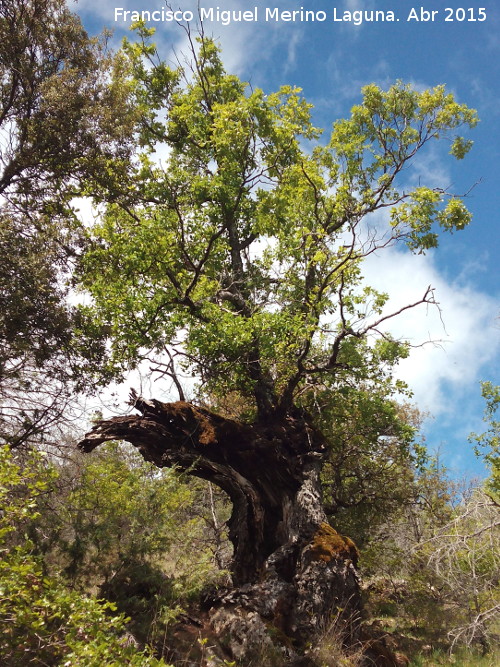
[319,394,426,546]
[420,486,500,653]
[470,382,500,499]
[0,0,133,448]
[78,27,477,662]
[0,0,131,202]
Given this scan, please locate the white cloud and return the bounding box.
[362,246,500,416]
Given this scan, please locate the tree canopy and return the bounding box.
[80,28,477,421]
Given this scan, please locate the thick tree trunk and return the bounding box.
[79,396,362,664]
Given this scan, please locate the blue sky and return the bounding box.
[72,0,500,479]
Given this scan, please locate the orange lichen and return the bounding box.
[310,523,359,565]
[197,412,218,446]
[167,402,218,446]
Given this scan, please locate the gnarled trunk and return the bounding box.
[79,396,361,664]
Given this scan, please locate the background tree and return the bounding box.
[318,390,425,545]
[77,27,478,662]
[470,382,500,499]
[422,487,500,653]
[358,385,499,657]
[0,0,131,201]
[0,0,133,449]
[361,465,499,658]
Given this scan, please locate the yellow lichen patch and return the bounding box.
[310,523,358,564]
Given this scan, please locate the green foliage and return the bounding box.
[409,647,500,666]
[78,32,477,417]
[0,212,70,375]
[0,0,137,449]
[0,0,133,203]
[0,446,171,666]
[305,381,421,543]
[470,382,500,498]
[56,443,196,581]
[71,445,223,576]
[17,441,229,646]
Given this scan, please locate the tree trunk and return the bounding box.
[79,396,362,664]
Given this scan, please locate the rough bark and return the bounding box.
[79,395,362,664]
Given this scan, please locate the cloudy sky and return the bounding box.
[72,0,500,479]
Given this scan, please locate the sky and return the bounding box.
[71,0,500,479]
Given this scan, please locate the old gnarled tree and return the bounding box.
[78,27,477,663]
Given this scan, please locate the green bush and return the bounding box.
[0,445,171,666]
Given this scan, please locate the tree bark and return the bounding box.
[79,396,362,663]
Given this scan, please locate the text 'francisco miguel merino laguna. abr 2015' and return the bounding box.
[113,6,488,26]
